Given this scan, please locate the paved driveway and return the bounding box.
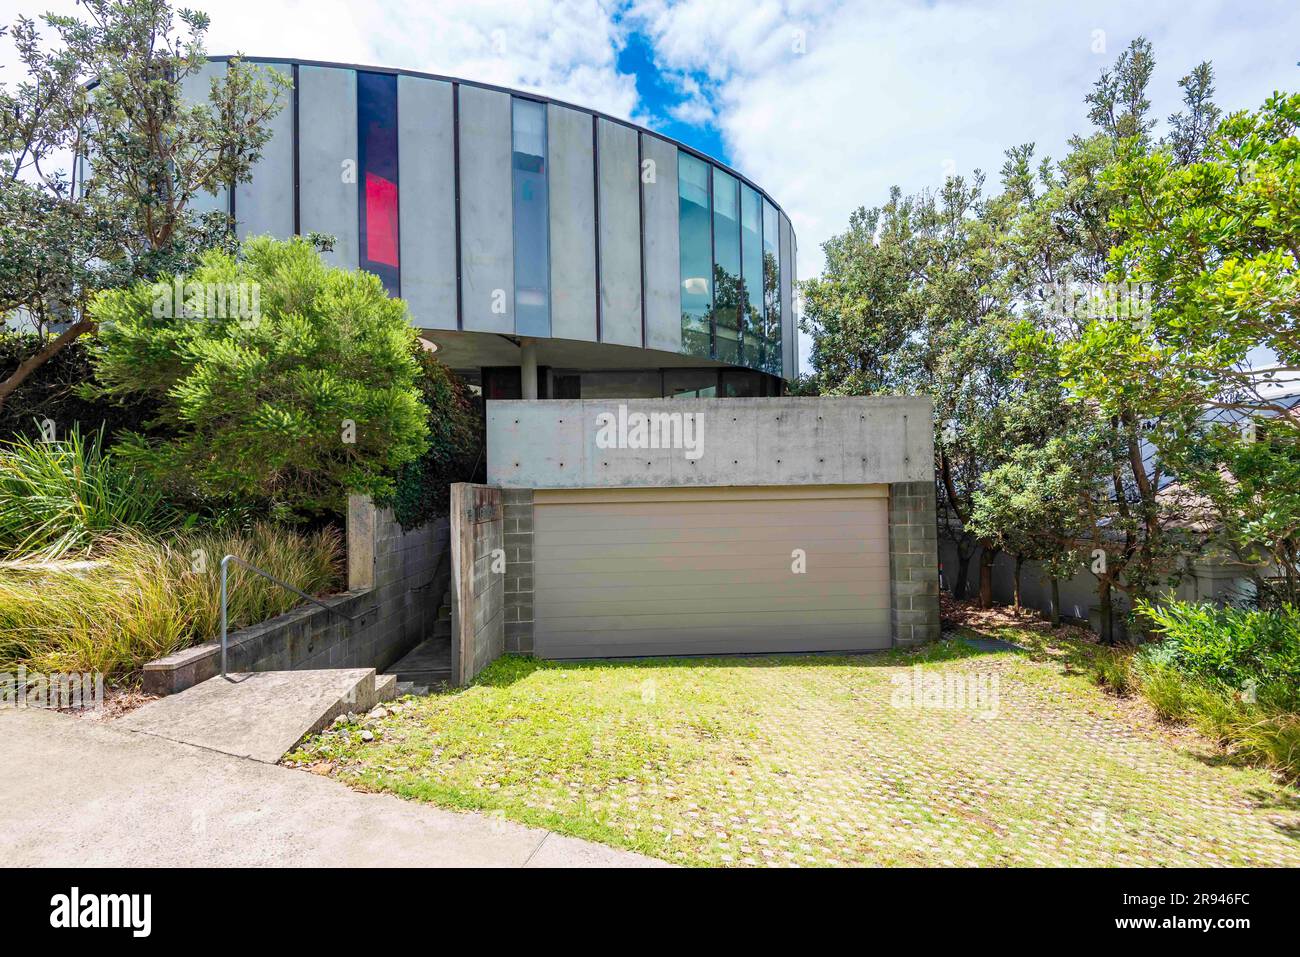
[0,708,665,867]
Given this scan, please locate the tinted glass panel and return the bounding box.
[762,199,782,376]
[512,98,550,336]
[740,184,764,371]
[358,71,399,295]
[664,368,718,398]
[678,153,712,358]
[712,168,740,365]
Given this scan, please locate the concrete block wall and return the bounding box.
[502,488,535,654]
[450,484,506,684]
[888,480,941,646]
[143,502,449,695]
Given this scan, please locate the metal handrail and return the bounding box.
[219,554,365,680]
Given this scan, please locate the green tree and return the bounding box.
[90,237,429,516]
[0,0,287,411]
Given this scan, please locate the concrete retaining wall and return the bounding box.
[143,500,449,696]
[450,483,506,684]
[889,481,941,646]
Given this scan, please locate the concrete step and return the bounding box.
[384,636,451,686]
[117,669,387,763]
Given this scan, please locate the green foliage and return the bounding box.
[0,523,341,677]
[0,425,177,559]
[1089,646,1136,696]
[0,0,286,411]
[377,346,483,530]
[90,237,430,517]
[0,335,160,443]
[1137,600,1300,691]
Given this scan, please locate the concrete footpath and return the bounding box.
[0,708,667,868]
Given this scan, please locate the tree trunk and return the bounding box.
[0,318,94,413]
[1049,577,1061,628]
[978,548,996,609]
[1013,554,1024,610]
[954,535,975,600]
[1098,578,1114,645]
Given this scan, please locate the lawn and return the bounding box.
[287,625,1300,867]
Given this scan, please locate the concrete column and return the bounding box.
[346,494,376,592]
[520,337,538,399]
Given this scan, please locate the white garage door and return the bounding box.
[533,485,891,658]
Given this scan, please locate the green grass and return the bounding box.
[287,630,1300,868]
[0,523,342,677]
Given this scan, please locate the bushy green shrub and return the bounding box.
[0,426,177,558]
[1137,601,1300,691]
[0,523,341,677]
[377,346,483,530]
[90,236,429,517]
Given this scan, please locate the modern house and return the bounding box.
[187,57,797,399]
[178,58,941,669]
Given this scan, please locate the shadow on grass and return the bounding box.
[463,636,1014,690]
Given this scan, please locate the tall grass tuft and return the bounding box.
[0,523,342,677]
[0,426,176,559]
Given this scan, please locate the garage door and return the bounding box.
[533,485,891,658]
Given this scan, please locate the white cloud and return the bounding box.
[627,0,1300,371]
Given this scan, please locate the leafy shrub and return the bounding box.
[377,346,483,530]
[90,237,429,517]
[1137,600,1300,691]
[0,426,177,558]
[0,523,341,677]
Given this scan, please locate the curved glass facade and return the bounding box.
[511,97,550,337]
[678,153,782,374]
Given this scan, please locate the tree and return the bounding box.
[967,440,1084,622]
[90,237,430,516]
[0,0,287,411]
[802,176,1025,607]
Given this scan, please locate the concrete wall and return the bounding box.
[142,504,449,696]
[235,62,294,241]
[298,65,358,270]
[487,396,934,489]
[458,85,514,334]
[641,133,681,354]
[889,482,941,645]
[450,484,506,684]
[597,119,643,347]
[548,105,598,343]
[398,74,457,329]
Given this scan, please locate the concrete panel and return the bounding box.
[398,75,456,329]
[236,62,293,241]
[298,65,358,269]
[640,134,680,355]
[780,212,795,381]
[596,119,642,347]
[458,85,514,333]
[180,61,228,218]
[487,396,934,489]
[547,105,597,343]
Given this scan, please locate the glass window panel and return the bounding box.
[762,199,782,376]
[512,98,550,337]
[711,168,740,365]
[678,153,712,358]
[740,183,764,371]
[664,368,718,398]
[358,71,399,296]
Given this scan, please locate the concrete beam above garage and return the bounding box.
[487,396,934,489]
